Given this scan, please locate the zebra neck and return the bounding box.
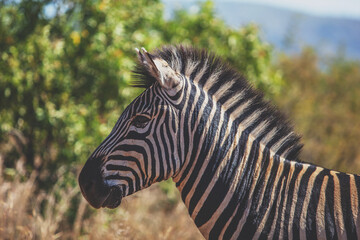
[174,140,360,239]
[232,158,360,240]
[172,114,267,237]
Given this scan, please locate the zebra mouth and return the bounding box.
[101,186,122,209]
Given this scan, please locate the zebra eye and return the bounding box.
[132,115,151,128]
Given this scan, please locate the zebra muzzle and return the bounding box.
[79,156,123,209]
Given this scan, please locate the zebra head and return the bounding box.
[79,47,186,209]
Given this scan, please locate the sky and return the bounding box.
[45,0,360,20]
[217,0,360,19]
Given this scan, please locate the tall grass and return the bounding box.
[0,155,78,239]
[0,156,202,240]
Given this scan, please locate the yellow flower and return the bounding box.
[99,0,106,11]
[70,31,81,45]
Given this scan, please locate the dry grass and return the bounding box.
[0,156,202,240]
[81,186,202,240]
[0,156,78,239]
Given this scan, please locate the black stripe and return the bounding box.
[239,155,282,239]
[152,112,165,182]
[207,70,235,97]
[226,89,256,116]
[197,134,259,233]
[306,169,327,239]
[104,175,134,195]
[273,162,291,239]
[164,111,176,173]
[178,94,219,194]
[281,163,303,239]
[291,165,316,239]
[222,148,271,239]
[106,155,145,187]
[259,159,290,238]
[186,103,222,215]
[192,90,206,131]
[159,112,171,177]
[338,173,357,238]
[112,144,150,186]
[176,86,198,186]
[325,174,338,240]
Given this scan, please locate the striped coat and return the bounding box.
[79,45,360,239]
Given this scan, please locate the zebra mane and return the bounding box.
[132,45,303,160]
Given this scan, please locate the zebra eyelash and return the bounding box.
[131,114,151,128]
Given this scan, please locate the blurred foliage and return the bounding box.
[275,48,360,173]
[162,1,283,95]
[0,0,279,187]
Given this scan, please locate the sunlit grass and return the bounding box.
[0,157,202,240]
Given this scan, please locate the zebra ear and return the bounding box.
[136,47,181,90]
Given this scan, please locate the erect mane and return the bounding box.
[132,45,303,160]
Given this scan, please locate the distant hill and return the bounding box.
[163,1,360,60]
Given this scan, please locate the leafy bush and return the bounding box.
[275,48,360,173]
[0,0,280,237]
[0,0,279,186]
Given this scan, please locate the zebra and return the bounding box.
[79,45,360,239]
